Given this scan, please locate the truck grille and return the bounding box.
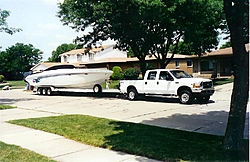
[202,81,213,88]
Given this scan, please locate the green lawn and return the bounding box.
[101,80,120,89]
[5,80,26,89]
[0,141,55,162]
[8,114,249,161]
[0,104,16,110]
[212,78,234,86]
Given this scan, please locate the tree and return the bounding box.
[223,0,249,159]
[0,9,22,35]
[48,43,79,62]
[0,43,43,80]
[58,0,223,75]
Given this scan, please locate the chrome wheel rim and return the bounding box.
[181,93,189,103]
[129,91,135,99]
[94,86,99,93]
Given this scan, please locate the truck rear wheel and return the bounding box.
[179,90,193,104]
[127,88,138,100]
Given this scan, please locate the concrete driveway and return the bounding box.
[0,83,248,139]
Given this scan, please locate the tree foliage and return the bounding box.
[0,9,22,35]
[223,0,249,158]
[58,0,223,75]
[48,43,78,62]
[0,43,43,80]
[111,66,123,80]
[123,68,140,80]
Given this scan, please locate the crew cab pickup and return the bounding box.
[119,69,215,104]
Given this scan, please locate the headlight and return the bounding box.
[193,82,202,88]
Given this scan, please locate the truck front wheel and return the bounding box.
[179,90,193,104]
[127,88,138,100]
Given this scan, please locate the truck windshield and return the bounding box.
[170,70,192,79]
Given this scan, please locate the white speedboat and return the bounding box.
[25,65,113,90]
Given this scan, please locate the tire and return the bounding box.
[42,88,47,95]
[127,88,138,100]
[37,88,42,95]
[179,90,193,104]
[46,88,53,96]
[93,84,102,94]
[197,96,210,103]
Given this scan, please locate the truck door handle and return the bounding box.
[145,82,147,85]
[157,81,159,85]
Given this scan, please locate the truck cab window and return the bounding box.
[159,71,167,80]
[159,71,173,80]
[147,71,157,80]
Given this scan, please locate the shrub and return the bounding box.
[111,66,123,80]
[124,68,139,80]
[0,75,5,83]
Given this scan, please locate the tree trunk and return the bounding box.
[223,0,249,158]
[139,58,147,77]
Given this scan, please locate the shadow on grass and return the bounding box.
[103,111,249,161]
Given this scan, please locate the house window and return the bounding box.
[201,60,213,71]
[63,56,67,62]
[187,60,193,67]
[175,61,180,68]
[77,54,82,61]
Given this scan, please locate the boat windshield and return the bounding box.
[45,65,75,71]
[170,70,192,79]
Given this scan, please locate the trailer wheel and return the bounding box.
[93,84,102,94]
[127,88,138,100]
[37,88,42,95]
[179,90,193,104]
[42,88,47,95]
[46,88,53,96]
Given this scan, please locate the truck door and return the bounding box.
[157,71,175,94]
[144,71,158,94]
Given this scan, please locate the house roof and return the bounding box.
[201,43,249,57]
[75,53,194,65]
[59,44,114,56]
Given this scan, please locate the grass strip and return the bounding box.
[8,114,248,161]
[6,80,26,89]
[0,141,55,162]
[213,78,234,86]
[0,104,16,110]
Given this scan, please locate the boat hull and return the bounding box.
[25,69,113,89]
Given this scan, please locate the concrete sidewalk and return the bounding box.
[0,82,249,162]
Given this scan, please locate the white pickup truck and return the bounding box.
[119,69,215,104]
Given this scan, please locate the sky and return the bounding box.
[0,0,114,61]
[0,0,226,61]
